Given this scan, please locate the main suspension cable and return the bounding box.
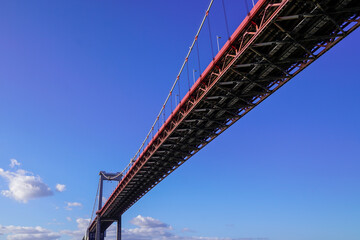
[129,0,214,164]
[99,1,216,211]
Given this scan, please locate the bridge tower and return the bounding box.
[87,171,123,240]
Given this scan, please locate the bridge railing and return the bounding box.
[87,0,360,233]
[129,0,214,165]
[118,0,258,182]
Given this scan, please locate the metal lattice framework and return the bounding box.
[87,0,360,235]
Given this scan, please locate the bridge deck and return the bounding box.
[89,0,360,233]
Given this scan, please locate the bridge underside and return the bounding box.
[89,0,360,234]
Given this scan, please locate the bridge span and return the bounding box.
[85,0,360,239]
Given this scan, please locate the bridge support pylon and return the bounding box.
[117,216,121,240]
[93,171,123,240]
[95,214,102,240]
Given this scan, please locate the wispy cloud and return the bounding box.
[47,219,64,226]
[55,184,66,192]
[130,215,171,229]
[105,215,263,240]
[1,218,90,240]
[9,159,20,168]
[64,202,82,210]
[181,227,195,233]
[0,164,53,203]
[1,215,265,240]
[61,218,90,240]
[0,224,60,240]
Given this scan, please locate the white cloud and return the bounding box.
[1,218,90,240]
[67,202,82,207]
[0,215,265,240]
[66,217,72,222]
[130,215,171,229]
[0,168,53,203]
[105,215,265,240]
[9,159,21,168]
[55,184,66,192]
[61,218,90,240]
[47,219,64,226]
[0,225,60,240]
[65,202,82,210]
[181,227,195,233]
[117,215,173,240]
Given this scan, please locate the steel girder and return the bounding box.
[88,0,360,233]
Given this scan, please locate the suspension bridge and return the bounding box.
[83,0,360,239]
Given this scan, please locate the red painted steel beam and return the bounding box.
[99,0,274,217]
[88,0,274,232]
[88,0,360,233]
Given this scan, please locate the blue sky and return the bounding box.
[0,0,359,240]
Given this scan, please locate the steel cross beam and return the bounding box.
[87,172,123,240]
[86,0,360,236]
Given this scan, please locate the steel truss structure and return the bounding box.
[87,0,360,237]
